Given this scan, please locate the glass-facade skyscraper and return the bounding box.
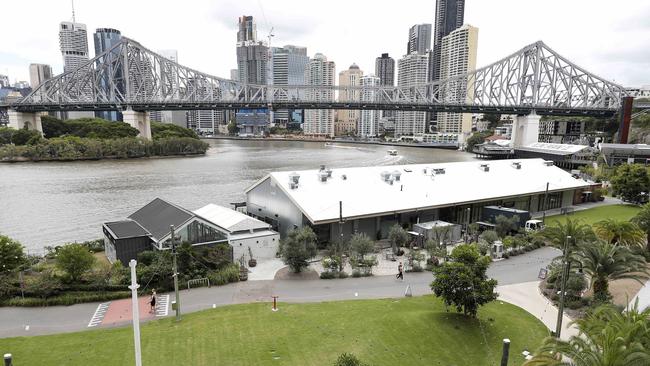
[93,28,123,121]
[431,0,465,82]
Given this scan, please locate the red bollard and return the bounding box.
[272,296,279,312]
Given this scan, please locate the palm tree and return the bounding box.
[593,219,645,248]
[525,303,650,366]
[576,240,649,303]
[541,218,596,255]
[631,203,650,252]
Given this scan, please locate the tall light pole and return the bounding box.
[170,225,181,321]
[128,260,142,366]
[542,182,549,224]
[555,235,571,338]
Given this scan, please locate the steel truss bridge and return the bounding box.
[3,37,631,117]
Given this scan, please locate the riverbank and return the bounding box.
[204,135,460,150]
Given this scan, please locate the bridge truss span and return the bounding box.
[13,38,627,117]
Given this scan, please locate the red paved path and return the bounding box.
[102,297,156,326]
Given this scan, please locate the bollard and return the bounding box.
[4,353,12,366]
[500,339,510,366]
[271,296,279,312]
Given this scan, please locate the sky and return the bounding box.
[1,0,649,87]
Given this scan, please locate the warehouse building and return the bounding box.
[103,198,278,265]
[245,159,590,243]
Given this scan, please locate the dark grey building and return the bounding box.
[430,0,465,82]
[93,28,123,121]
[375,53,395,86]
[406,24,432,55]
[236,16,267,84]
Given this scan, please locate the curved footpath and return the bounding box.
[0,247,566,339]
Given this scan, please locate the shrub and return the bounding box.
[351,269,362,278]
[207,264,240,286]
[334,353,369,366]
[11,129,42,146]
[502,253,510,259]
[566,299,584,310]
[0,235,27,272]
[55,243,96,282]
[406,263,423,272]
[338,271,349,279]
[320,271,337,279]
[2,291,130,307]
[350,233,375,260]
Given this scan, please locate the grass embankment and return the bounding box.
[0,296,548,366]
[545,204,641,226]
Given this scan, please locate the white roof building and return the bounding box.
[246,158,590,227]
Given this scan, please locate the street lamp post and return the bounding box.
[128,260,142,366]
[171,225,181,321]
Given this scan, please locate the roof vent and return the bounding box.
[380,171,391,181]
[479,164,490,172]
[544,161,554,167]
[326,169,333,178]
[433,168,446,175]
[318,171,328,182]
[319,164,326,171]
[341,174,347,180]
[422,168,428,174]
[392,170,402,181]
[511,162,521,170]
[288,172,300,184]
[289,182,299,189]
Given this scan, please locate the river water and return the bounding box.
[0,139,475,253]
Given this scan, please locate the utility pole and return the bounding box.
[338,201,344,243]
[555,235,571,338]
[128,260,142,366]
[542,182,549,224]
[171,225,181,321]
[465,207,471,243]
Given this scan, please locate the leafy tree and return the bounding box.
[525,303,650,366]
[610,164,650,203]
[631,202,650,252]
[593,219,645,248]
[575,241,648,303]
[430,244,498,317]
[429,225,452,247]
[327,237,351,272]
[350,233,375,260]
[388,224,409,253]
[465,131,492,152]
[479,230,499,245]
[41,115,69,138]
[11,128,42,145]
[0,127,15,145]
[0,235,27,273]
[200,243,233,270]
[55,243,96,282]
[334,353,369,366]
[483,113,501,128]
[279,227,318,273]
[494,215,520,238]
[151,121,199,139]
[227,121,238,135]
[425,239,447,261]
[467,223,480,243]
[541,218,595,255]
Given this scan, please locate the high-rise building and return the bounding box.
[59,21,89,73]
[359,74,381,137]
[407,24,432,55]
[375,53,396,121]
[187,110,223,134]
[436,24,478,137]
[93,28,123,121]
[271,45,309,126]
[29,64,52,89]
[431,0,465,82]
[236,16,267,84]
[0,75,9,88]
[396,53,429,136]
[230,69,239,81]
[12,81,30,89]
[375,53,395,86]
[303,53,335,137]
[336,64,363,136]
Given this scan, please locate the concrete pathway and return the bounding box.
[0,246,562,338]
[247,258,285,281]
[497,281,578,340]
[628,279,650,312]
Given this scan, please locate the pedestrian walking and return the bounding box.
[396,262,404,281]
[149,290,157,313]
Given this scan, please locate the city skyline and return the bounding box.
[1,0,649,88]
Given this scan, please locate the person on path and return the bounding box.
[149,290,157,313]
[396,262,404,281]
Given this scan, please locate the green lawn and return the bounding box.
[545,204,641,226]
[0,296,547,366]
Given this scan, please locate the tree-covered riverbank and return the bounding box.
[0,116,209,162]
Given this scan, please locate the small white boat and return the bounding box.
[387,149,398,156]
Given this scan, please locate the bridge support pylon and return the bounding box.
[7,110,43,134]
[123,109,152,140]
[511,112,540,148]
